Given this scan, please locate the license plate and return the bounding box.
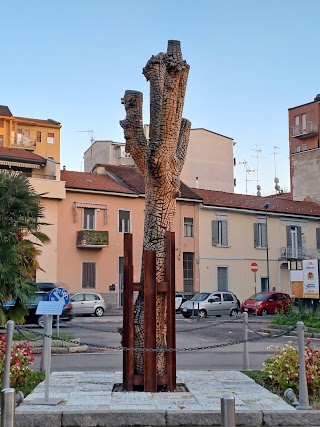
[244,308,248,311]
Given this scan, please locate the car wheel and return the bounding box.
[95,307,104,317]
[261,308,268,316]
[37,315,45,328]
[230,309,238,317]
[198,309,207,318]
[182,314,191,318]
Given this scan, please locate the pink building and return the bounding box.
[58,165,201,307]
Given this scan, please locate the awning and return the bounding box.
[73,202,108,224]
[0,160,40,169]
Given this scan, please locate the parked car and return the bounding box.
[70,292,106,317]
[180,291,239,318]
[2,291,73,327]
[175,292,186,311]
[240,291,292,316]
[35,282,57,291]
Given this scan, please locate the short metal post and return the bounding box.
[40,315,48,372]
[221,393,236,427]
[1,388,15,427]
[2,320,14,390]
[45,315,53,401]
[56,314,60,338]
[192,302,194,319]
[296,321,311,410]
[243,312,249,370]
[197,303,200,321]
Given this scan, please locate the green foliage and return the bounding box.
[18,370,45,397]
[78,230,109,246]
[0,171,50,323]
[262,340,320,398]
[272,304,320,329]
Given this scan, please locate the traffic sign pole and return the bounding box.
[251,263,258,294]
[48,288,70,339]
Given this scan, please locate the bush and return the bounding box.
[263,340,320,397]
[272,304,320,329]
[0,333,35,388]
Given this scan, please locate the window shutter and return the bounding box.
[222,220,228,246]
[261,224,267,248]
[317,229,320,251]
[297,226,302,249]
[254,223,258,247]
[286,226,292,247]
[212,220,218,246]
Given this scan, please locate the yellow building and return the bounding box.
[0,105,61,163]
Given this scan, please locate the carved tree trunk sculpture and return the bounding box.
[120,40,190,375]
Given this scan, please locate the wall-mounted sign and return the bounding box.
[302,259,320,299]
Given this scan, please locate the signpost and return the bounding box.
[32,301,64,405]
[49,287,70,337]
[251,262,258,294]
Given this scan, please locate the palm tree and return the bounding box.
[0,171,50,324]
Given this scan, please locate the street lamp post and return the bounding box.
[263,202,271,291]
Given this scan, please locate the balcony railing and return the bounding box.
[279,247,320,260]
[292,121,318,138]
[13,137,37,148]
[76,230,109,248]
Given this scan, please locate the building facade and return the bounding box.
[83,140,135,172]
[0,105,61,163]
[56,166,201,307]
[194,189,320,302]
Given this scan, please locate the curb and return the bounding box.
[14,409,320,427]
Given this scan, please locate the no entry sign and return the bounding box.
[251,262,258,273]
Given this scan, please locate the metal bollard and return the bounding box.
[192,302,194,319]
[221,393,236,427]
[296,321,311,410]
[197,303,200,321]
[2,321,14,390]
[40,315,49,372]
[1,388,15,427]
[242,312,249,370]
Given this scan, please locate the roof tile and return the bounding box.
[0,147,46,163]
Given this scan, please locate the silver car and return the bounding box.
[180,291,239,318]
[70,292,106,317]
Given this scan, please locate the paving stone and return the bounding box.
[263,410,320,426]
[15,412,62,427]
[63,410,166,426]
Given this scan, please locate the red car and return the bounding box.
[240,291,292,316]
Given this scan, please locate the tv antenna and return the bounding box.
[77,129,95,172]
[238,160,255,195]
[251,144,262,189]
[270,146,280,179]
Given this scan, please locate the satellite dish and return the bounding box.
[275,184,280,191]
[257,185,261,190]
[257,190,261,197]
[274,177,279,184]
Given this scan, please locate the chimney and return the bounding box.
[195,177,199,189]
[63,165,66,171]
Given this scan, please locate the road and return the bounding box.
[28,313,315,372]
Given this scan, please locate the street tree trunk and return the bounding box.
[120,40,190,375]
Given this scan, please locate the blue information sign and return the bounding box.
[49,287,70,308]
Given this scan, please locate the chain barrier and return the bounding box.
[59,319,119,334]
[14,323,296,353]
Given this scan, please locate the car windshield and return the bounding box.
[190,293,211,302]
[248,293,270,301]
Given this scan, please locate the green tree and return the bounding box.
[0,171,50,324]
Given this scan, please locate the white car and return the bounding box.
[175,292,185,311]
[70,292,106,317]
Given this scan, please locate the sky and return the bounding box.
[2,0,320,195]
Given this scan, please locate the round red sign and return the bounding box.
[251,262,258,273]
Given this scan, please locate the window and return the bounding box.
[261,277,269,292]
[17,129,22,144]
[217,267,228,291]
[254,223,267,248]
[0,120,4,128]
[184,217,193,237]
[223,292,234,302]
[120,145,131,158]
[83,208,95,230]
[295,145,300,153]
[0,136,3,147]
[294,115,300,126]
[47,132,55,144]
[316,228,320,251]
[37,131,42,142]
[302,113,307,131]
[302,144,307,151]
[183,252,194,296]
[212,220,228,246]
[119,210,130,233]
[82,262,96,289]
[286,225,302,258]
[71,293,85,302]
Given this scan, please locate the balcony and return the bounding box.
[76,230,109,249]
[292,121,318,139]
[279,247,319,260]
